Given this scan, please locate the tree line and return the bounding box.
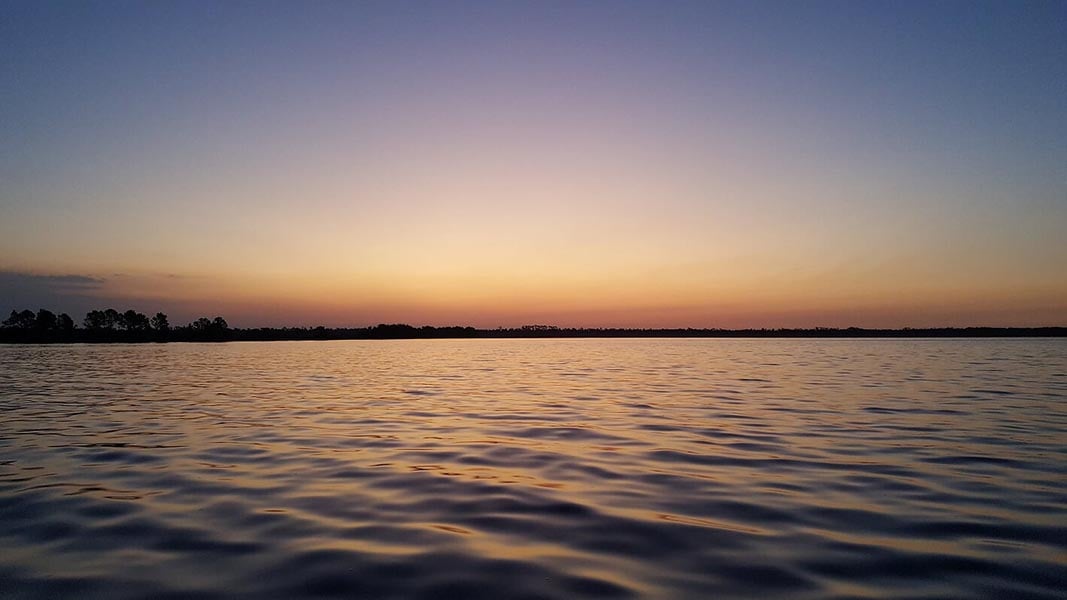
[1,309,1064,343]
[1,308,230,342]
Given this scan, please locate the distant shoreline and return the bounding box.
[5,309,1066,343]
[2,324,1065,344]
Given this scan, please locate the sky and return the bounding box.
[2,0,1065,328]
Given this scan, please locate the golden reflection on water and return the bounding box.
[0,339,1065,598]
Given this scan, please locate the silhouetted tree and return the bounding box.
[84,310,107,331]
[122,309,150,332]
[57,313,75,334]
[151,312,170,333]
[34,309,57,331]
[103,308,121,330]
[370,323,417,338]
[3,309,36,329]
[186,315,230,341]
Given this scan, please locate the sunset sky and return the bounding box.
[2,1,1065,328]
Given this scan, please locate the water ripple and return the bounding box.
[0,339,1065,598]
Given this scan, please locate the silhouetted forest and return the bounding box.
[1,308,230,342]
[1,308,1064,343]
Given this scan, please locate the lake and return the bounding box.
[1,339,1065,598]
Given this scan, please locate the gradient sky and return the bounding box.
[2,0,1065,328]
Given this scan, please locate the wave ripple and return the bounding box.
[1,339,1066,598]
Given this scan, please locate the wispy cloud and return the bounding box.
[0,270,231,325]
[0,270,105,292]
[0,271,107,314]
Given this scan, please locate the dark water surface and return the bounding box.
[1,339,1065,599]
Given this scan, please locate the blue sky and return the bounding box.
[2,1,1065,327]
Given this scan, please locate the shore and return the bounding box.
[1,324,1065,343]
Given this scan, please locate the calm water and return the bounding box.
[0,339,1065,599]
